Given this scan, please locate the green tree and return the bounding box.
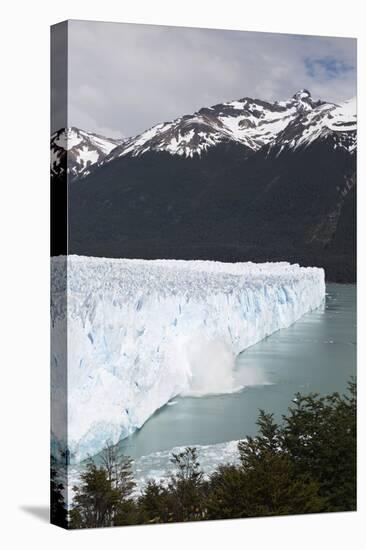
[100,441,137,525]
[69,459,120,528]
[138,448,206,524]
[207,412,326,519]
[282,379,356,511]
[137,480,174,524]
[69,442,137,528]
[238,410,283,469]
[167,447,205,522]
[50,457,68,528]
[206,464,248,519]
[241,452,325,517]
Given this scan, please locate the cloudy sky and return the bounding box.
[65,19,356,139]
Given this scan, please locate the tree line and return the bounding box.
[51,380,356,529]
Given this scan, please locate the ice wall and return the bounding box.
[51,256,325,462]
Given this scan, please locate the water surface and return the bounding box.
[118,284,356,460]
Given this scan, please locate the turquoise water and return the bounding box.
[118,284,356,460]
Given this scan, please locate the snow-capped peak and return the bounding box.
[293,89,312,100]
[51,92,356,180]
[102,90,355,163]
[51,127,124,180]
[290,89,320,112]
[272,95,357,154]
[53,127,83,151]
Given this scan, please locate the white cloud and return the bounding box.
[65,20,356,138]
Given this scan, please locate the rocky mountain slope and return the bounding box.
[99,89,356,160]
[52,90,357,282]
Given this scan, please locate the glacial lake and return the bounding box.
[117,283,356,461]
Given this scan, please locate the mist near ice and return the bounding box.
[181,334,269,397]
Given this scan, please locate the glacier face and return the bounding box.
[51,256,325,462]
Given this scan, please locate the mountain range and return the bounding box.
[51,90,356,282]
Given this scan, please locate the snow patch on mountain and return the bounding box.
[102,90,355,161]
[51,127,124,179]
[272,95,357,154]
[51,256,325,462]
[54,129,83,150]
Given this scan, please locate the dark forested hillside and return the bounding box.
[67,138,356,282]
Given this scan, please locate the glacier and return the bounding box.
[51,256,325,462]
